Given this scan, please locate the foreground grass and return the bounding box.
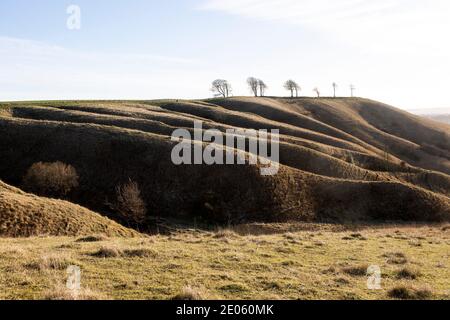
[0,223,448,300]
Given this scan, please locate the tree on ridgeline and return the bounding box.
[247,77,259,97]
[283,80,300,98]
[258,79,268,97]
[332,82,338,98]
[313,87,320,98]
[211,79,232,98]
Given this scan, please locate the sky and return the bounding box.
[1,0,450,113]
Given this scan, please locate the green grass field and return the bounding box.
[1,223,448,300]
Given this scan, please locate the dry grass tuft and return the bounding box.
[322,266,338,274]
[383,252,408,265]
[396,267,422,280]
[122,248,157,258]
[342,233,368,241]
[219,283,248,293]
[91,246,122,258]
[388,285,433,300]
[43,285,105,300]
[91,246,156,259]
[263,281,283,290]
[213,229,239,239]
[172,286,205,300]
[335,277,351,285]
[342,264,369,277]
[283,233,297,240]
[76,235,107,243]
[25,254,76,271]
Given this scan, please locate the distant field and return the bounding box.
[424,114,450,125]
[0,223,448,300]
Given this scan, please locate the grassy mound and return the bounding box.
[0,181,139,237]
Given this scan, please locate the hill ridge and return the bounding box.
[0,97,448,226]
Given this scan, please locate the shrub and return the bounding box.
[22,161,78,198]
[115,180,147,226]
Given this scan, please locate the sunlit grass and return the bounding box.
[0,223,448,300]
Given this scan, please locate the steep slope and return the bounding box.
[276,98,450,174]
[0,97,449,224]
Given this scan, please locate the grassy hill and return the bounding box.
[0,97,449,228]
[0,97,449,301]
[0,180,138,237]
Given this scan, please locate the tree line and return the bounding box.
[211,78,356,98]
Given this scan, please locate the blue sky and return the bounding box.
[1,0,450,112]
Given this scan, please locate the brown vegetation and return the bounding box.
[22,161,78,199]
[388,285,433,300]
[342,264,369,277]
[396,267,422,280]
[91,246,156,258]
[115,180,147,226]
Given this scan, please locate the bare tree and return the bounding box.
[247,77,259,97]
[332,82,338,98]
[313,87,320,98]
[284,80,300,98]
[224,81,231,97]
[258,79,268,97]
[211,79,231,98]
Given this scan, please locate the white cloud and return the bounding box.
[200,0,450,56]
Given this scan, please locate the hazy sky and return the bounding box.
[1,0,450,112]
